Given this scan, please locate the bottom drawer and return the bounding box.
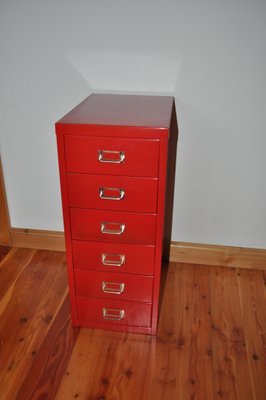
[76,297,152,328]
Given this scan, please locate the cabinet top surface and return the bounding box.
[57,94,174,128]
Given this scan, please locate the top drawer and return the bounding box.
[64,136,160,177]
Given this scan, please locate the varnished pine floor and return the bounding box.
[0,247,266,400]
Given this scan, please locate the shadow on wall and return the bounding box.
[66,51,181,95]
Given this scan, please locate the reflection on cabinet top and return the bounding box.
[56,93,174,129]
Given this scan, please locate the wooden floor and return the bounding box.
[0,247,265,400]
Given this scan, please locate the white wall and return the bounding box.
[0,0,265,248]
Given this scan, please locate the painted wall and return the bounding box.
[0,0,265,248]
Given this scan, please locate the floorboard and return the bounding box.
[16,295,78,400]
[0,249,77,400]
[1,249,266,400]
[0,245,11,262]
[0,248,36,301]
[210,266,253,399]
[237,268,266,399]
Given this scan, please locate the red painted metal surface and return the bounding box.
[57,93,173,128]
[75,270,153,302]
[72,241,155,275]
[64,136,160,177]
[70,209,157,244]
[67,174,158,213]
[56,133,78,324]
[76,297,152,329]
[55,93,177,335]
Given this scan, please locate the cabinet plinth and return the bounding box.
[56,93,178,335]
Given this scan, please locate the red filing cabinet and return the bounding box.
[55,93,178,335]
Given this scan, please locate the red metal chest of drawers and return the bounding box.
[55,93,178,335]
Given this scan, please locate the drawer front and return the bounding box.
[64,136,160,177]
[76,297,152,328]
[72,241,155,274]
[67,174,158,213]
[75,270,153,302]
[70,209,156,244]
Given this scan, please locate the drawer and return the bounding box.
[72,241,155,274]
[70,209,156,244]
[76,297,152,328]
[75,270,153,302]
[67,174,158,213]
[64,136,159,177]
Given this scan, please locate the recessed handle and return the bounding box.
[98,150,125,164]
[102,281,125,294]
[101,222,125,235]
[101,253,125,267]
[99,187,125,201]
[102,308,125,321]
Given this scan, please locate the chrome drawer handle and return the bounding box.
[102,308,125,321]
[98,150,125,164]
[101,222,125,235]
[101,253,125,267]
[102,281,125,294]
[99,187,125,201]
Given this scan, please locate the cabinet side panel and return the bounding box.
[55,132,77,324]
[152,135,169,334]
[163,100,178,261]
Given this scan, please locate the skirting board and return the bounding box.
[11,228,66,252]
[170,241,266,271]
[10,228,266,271]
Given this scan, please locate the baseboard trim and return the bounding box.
[11,228,66,252]
[10,228,266,270]
[170,241,266,271]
